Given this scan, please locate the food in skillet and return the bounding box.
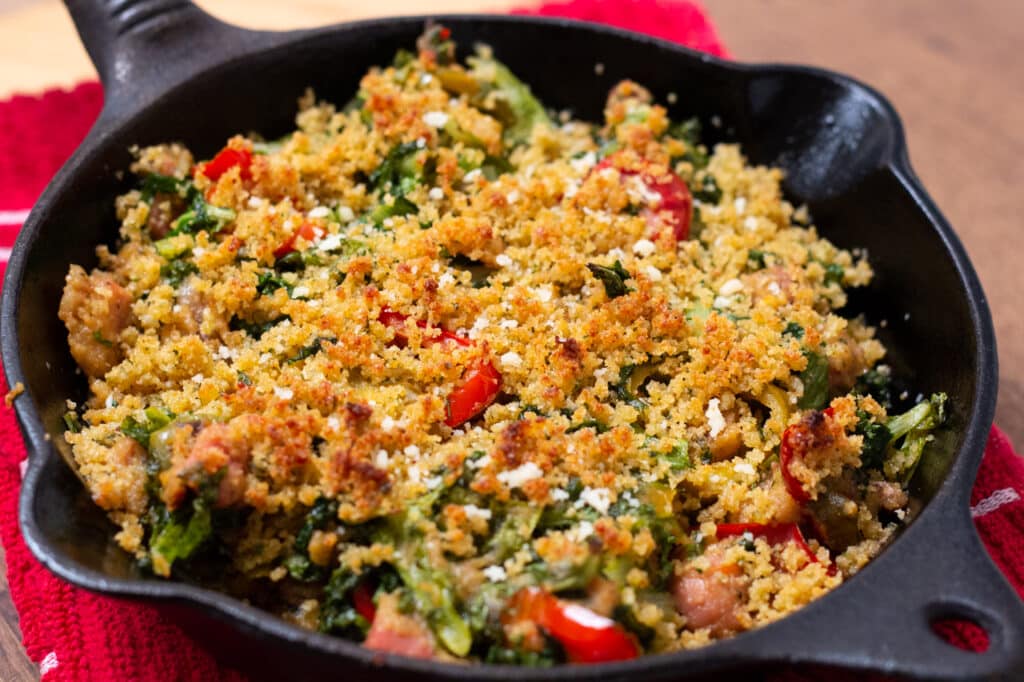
[58,26,947,663]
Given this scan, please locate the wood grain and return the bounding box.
[0,0,1020,678]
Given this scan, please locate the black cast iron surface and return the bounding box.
[2,1,1022,679]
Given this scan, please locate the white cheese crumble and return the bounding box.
[719,278,744,296]
[375,449,390,468]
[438,272,455,287]
[497,462,543,488]
[570,521,595,542]
[326,416,341,431]
[274,387,294,401]
[706,397,726,438]
[550,488,570,502]
[469,316,490,340]
[337,206,355,222]
[247,196,264,209]
[428,187,444,201]
[533,287,553,303]
[734,196,747,214]
[483,565,507,582]
[422,111,449,128]
[767,281,782,296]
[644,265,662,282]
[291,285,310,298]
[308,206,329,218]
[628,176,663,205]
[380,416,395,431]
[632,239,657,257]
[495,253,513,267]
[403,444,421,458]
[420,73,433,85]
[734,461,755,475]
[463,505,493,521]
[499,319,518,329]
[500,351,523,368]
[743,215,758,230]
[317,234,342,252]
[576,487,612,515]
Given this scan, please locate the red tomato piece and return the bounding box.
[779,406,836,504]
[444,357,502,428]
[505,588,639,664]
[716,523,819,564]
[595,152,692,241]
[353,578,377,624]
[377,308,499,427]
[273,221,320,259]
[377,307,471,348]
[200,147,252,182]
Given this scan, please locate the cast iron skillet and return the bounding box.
[3,1,1022,679]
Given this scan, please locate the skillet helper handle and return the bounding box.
[64,0,255,113]
[771,506,1024,680]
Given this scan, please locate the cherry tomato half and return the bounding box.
[595,152,692,241]
[377,308,500,428]
[716,523,819,565]
[444,357,502,428]
[378,306,470,348]
[779,406,836,504]
[505,587,639,664]
[199,146,253,182]
[274,221,321,259]
[352,578,377,624]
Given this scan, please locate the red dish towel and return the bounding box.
[0,1,1018,680]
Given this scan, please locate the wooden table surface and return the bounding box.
[1,0,1021,678]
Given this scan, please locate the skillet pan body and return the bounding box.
[2,3,1020,679]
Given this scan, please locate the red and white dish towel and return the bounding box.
[0,2,1019,680]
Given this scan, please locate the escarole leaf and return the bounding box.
[285,497,339,582]
[797,350,829,409]
[369,142,422,194]
[587,261,632,299]
[467,53,551,146]
[149,497,212,577]
[319,566,371,635]
[373,495,473,656]
[884,393,948,484]
[170,184,236,236]
[120,406,175,449]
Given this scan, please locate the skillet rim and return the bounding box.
[1,12,1007,679]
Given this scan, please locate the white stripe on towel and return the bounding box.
[0,209,30,225]
[971,487,1021,518]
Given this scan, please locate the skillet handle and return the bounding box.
[756,503,1024,680]
[63,0,259,114]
